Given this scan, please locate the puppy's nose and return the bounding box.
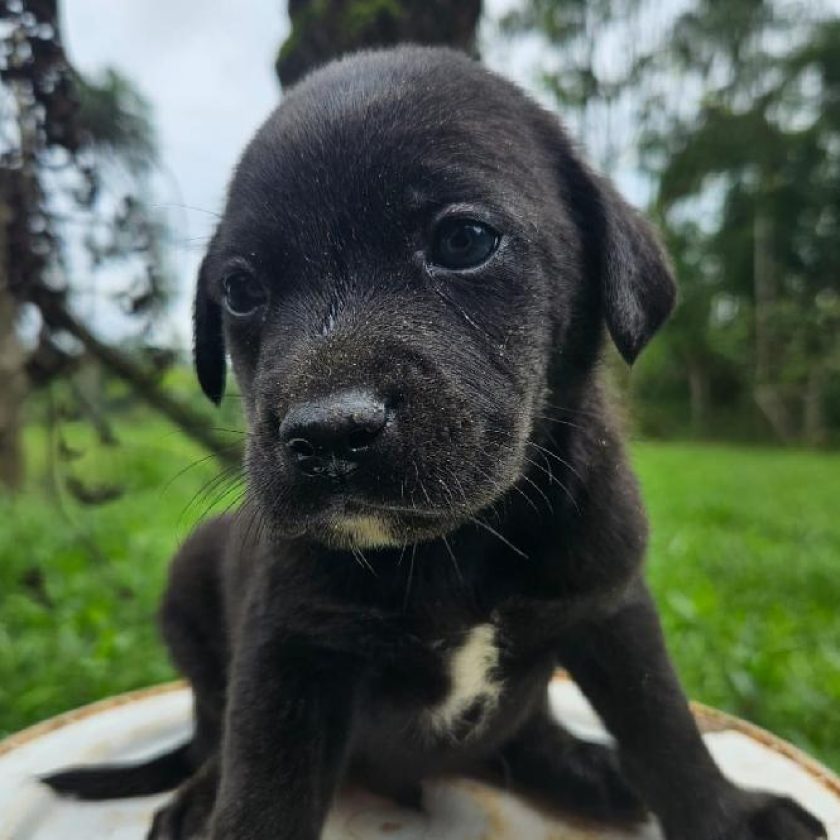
[280,390,388,478]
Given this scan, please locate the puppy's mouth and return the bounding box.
[322,500,457,550]
[248,384,529,550]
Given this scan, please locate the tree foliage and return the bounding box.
[504,0,840,444]
[0,0,237,492]
[277,0,481,86]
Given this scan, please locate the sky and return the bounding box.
[62,1,289,345]
[60,1,536,347]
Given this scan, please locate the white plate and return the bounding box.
[0,675,838,839]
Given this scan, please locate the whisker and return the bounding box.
[193,479,247,526]
[181,471,246,531]
[352,547,377,577]
[161,447,237,495]
[240,493,267,551]
[518,471,553,514]
[527,440,583,481]
[192,465,245,507]
[419,477,434,509]
[473,458,540,516]
[469,516,529,559]
[349,548,366,574]
[441,535,464,585]
[178,463,244,522]
[485,498,505,524]
[217,487,249,520]
[449,470,469,507]
[539,400,605,420]
[153,202,222,219]
[403,542,417,610]
[521,454,580,514]
[435,476,457,513]
[206,427,246,436]
[532,414,586,432]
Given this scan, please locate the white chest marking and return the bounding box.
[426,623,501,735]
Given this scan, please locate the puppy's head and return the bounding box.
[195,47,675,549]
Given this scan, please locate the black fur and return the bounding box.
[194,248,227,405]
[41,744,192,800]
[42,47,825,840]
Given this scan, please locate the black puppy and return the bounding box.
[44,47,826,840]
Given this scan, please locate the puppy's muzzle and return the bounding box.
[279,390,389,481]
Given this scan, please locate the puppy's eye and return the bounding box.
[431,218,500,270]
[222,272,268,317]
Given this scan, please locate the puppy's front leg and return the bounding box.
[210,584,357,840]
[558,579,825,840]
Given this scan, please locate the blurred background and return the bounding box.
[1,0,838,769]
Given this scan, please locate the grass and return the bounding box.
[0,419,838,771]
[0,415,225,736]
[635,442,840,770]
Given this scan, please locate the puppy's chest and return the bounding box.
[376,620,506,740]
[426,622,503,737]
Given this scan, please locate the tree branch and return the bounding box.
[35,290,242,467]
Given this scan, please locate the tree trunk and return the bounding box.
[277,0,482,88]
[753,209,775,386]
[0,202,27,491]
[752,208,794,443]
[687,361,708,437]
[803,365,826,447]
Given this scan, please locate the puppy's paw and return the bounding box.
[729,792,826,840]
[551,739,646,823]
[148,797,211,840]
[669,790,827,840]
[492,734,646,825]
[147,761,217,840]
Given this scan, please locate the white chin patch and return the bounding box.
[425,623,502,738]
[330,515,397,548]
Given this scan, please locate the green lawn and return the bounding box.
[636,442,840,770]
[1,422,838,770]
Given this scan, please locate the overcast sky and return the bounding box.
[61,1,287,345]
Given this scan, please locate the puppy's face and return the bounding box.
[195,48,675,548]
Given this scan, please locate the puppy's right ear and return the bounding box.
[549,124,676,363]
[194,254,226,405]
[582,172,676,364]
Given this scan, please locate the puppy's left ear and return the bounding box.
[194,253,226,405]
[561,146,677,363]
